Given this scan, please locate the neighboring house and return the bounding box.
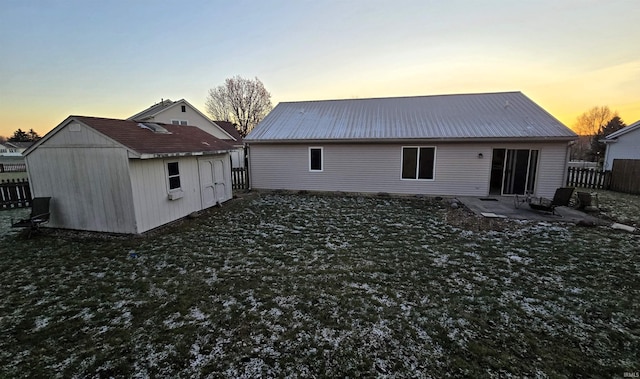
[244,91,577,199]
[0,141,32,156]
[24,116,234,234]
[211,120,245,167]
[601,119,640,170]
[128,98,245,168]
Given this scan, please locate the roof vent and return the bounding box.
[138,123,172,134]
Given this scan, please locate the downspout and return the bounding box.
[563,141,574,186]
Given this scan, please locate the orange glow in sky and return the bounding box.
[1,1,638,137]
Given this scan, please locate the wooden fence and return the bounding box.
[232,167,249,191]
[0,163,27,173]
[566,167,611,190]
[0,179,32,209]
[610,159,640,194]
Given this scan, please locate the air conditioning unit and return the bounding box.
[168,191,184,200]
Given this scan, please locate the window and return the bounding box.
[171,120,188,125]
[309,147,323,172]
[181,105,186,112]
[401,147,435,180]
[167,162,181,190]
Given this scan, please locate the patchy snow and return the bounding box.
[0,192,638,377]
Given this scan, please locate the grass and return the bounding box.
[0,191,638,378]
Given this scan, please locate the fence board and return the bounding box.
[0,163,27,173]
[566,167,610,190]
[0,179,32,209]
[232,167,248,191]
[610,159,640,194]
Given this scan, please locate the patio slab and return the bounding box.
[457,196,605,224]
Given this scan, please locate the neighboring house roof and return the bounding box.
[5,141,34,150]
[602,119,640,141]
[127,98,178,121]
[212,121,243,142]
[128,98,237,141]
[25,116,234,158]
[245,91,576,142]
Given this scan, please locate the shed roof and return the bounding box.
[26,116,233,158]
[245,91,576,142]
[603,119,640,140]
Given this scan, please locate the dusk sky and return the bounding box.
[1,0,638,137]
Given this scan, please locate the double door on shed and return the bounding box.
[198,157,227,209]
[489,148,539,196]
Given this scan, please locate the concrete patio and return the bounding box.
[457,196,605,224]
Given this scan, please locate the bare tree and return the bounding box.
[572,106,616,136]
[205,76,273,137]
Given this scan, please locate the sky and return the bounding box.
[1,0,639,137]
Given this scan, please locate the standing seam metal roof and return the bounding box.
[245,91,576,141]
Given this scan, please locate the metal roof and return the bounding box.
[245,91,576,142]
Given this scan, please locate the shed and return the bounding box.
[244,91,577,198]
[24,116,234,234]
[601,119,640,170]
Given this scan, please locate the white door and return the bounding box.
[213,158,227,203]
[198,160,216,209]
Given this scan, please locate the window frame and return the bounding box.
[171,119,188,125]
[166,161,182,191]
[400,146,436,181]
[308,147,324,172]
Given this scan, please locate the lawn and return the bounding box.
[0,191,638,378]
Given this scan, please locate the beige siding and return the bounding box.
[129,153,232,233]
[249,142,569,198]
[147,107,231,140]
[26,146,137,233]
[534,143,570,198]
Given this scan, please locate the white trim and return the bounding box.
[400,146,436,181]
[165,160,182,193]
[309,146,324,172]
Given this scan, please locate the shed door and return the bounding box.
[198,160,216,209]
[213,159,227,202]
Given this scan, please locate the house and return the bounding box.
[244,91,577,198]
[128,99,245,167]
[601,119,640,170]
[0,141,32,156]
[24,116,234,234]
[211,120,245,167]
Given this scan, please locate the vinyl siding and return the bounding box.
[249,142,569,198]
[146,107,232,140]
[603,128,640,170]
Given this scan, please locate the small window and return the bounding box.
[171,120,188,125]
[309,147,323,172]
[167,162,181,190]
[401,147,435,180]
[181,105,186,112]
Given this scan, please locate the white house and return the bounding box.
[244,92,577,199]
[128,99,245,167]
[0,141,32,156]
[24,116,234,234]
[601,119,640,170]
